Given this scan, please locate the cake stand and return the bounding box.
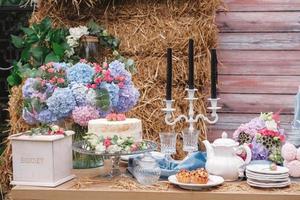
[73,140,158,177]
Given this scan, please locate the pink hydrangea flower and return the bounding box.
[72,105,100,126]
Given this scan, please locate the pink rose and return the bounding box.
[57,78,65,84]
[118,76,125,82]
[50,77,57,83]
[130,144,138,152]
[91,84,97,89]
[103,62,108,68]
[118,82,124,88]
[116,114,126,121]
[103,138,112,148]
[94,77,102,84]
[95,67,102,73]
[47,68,55,73]
[279,135,285,142]
[80,58,87,63]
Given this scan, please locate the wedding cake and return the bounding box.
[88,118,142,141]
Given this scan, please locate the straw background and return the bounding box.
[0,0,224,194]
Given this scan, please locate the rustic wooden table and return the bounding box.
[11,166,300,200]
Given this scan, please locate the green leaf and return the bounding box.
[7,69,22,87]
[52,42,65,58]
[40,17,52,31]
[30,46,44,60]
[87,20,102,34]
[49,29,68,43]
[21,27,34,36]
[31,97,43,112]
[45,52,60,63]
[95,89,110,111]
[26,34,39,44]
[21,47,30,62]
[11,35,24,48]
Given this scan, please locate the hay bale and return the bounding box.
[1,0,224,192]
[0,85,32,194]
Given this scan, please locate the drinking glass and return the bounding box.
[159,132,177,156]
[182,128,199,155]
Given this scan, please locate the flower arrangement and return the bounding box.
[234,112,285,164]
[83,133,148,154]
[25,124,65,136]
[22,59,139,127]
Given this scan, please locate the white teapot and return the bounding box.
[203,132,252,181]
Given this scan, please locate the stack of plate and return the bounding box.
[246,164,290,188]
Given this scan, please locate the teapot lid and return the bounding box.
[212,132,238,147]
[138,154,157,167]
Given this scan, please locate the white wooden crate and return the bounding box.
[9,131,75,187]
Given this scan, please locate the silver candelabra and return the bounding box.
[162,88,221,132]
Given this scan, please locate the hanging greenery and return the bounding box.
[8,17,136,87]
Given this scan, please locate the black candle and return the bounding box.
[188,39,194,89]
[166,48,172,100]
[211,48,218,99]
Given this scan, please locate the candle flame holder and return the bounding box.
[162,88,221,133]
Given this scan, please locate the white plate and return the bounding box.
[246,173,289,182]
[247,178,290,185]
[247,179,290,188]
[246,164,289,175]
[168,175,224,190]
[246,170,289,179]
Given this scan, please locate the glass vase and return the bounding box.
[72,124,103,169]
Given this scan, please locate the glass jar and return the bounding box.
[79,35,99,61]
[134,154,161,185]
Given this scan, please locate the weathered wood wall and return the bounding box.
[208,0,300,140]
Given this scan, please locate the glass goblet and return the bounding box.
[182,128,200,156]
[159,132,177,165]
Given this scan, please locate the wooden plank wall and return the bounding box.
[208,0,300,140]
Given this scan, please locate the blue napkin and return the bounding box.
[157,152,207,171]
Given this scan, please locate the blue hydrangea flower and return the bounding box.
[108,60,132,84]
[22,78,39,98]
[98,107,112,118]
[44,83,55,99]
[66,62,95,84]
[114,84,139,113]
[251,139,269,160]
[53,62,70,71]
[37,109,57,124]
[46,87,76,119]
[99,82,119,107]
[70,83,88,106]
[86,88,97,106]
[22,108,38,125]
